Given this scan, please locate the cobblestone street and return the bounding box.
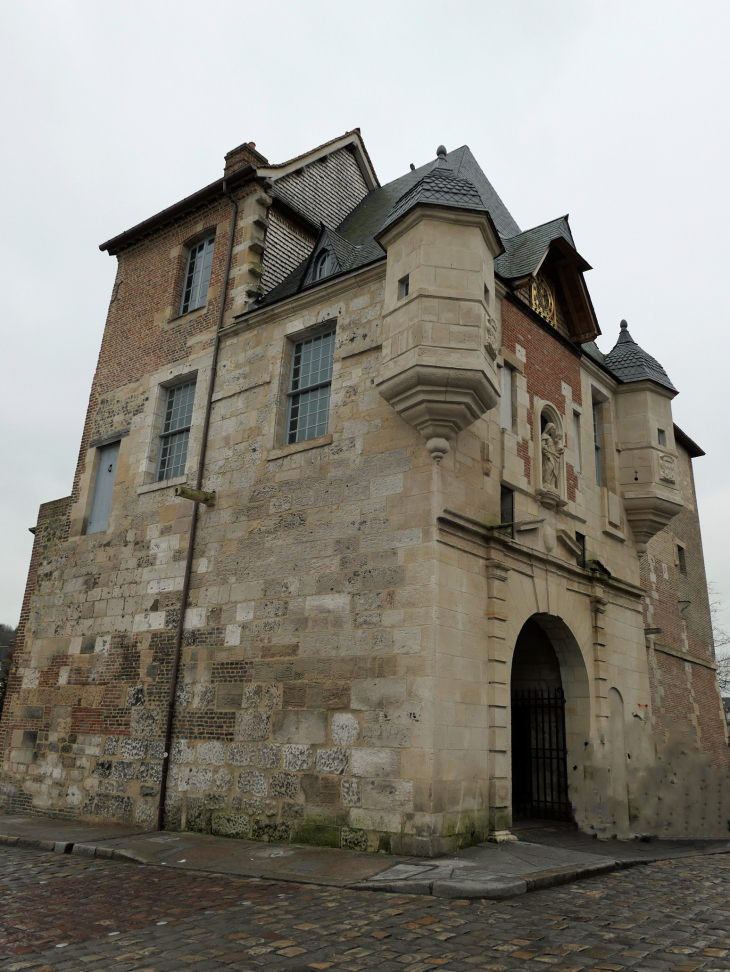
[1,845,730,971]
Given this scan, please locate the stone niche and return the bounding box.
[375,206,502,461]
[614,379,683,547]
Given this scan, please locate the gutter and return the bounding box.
[155,184,239,830]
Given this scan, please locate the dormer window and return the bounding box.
[314,249,332,281]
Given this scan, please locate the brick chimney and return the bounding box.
[224,140,269,177]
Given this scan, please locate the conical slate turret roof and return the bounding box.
[603,320,677,393]
[379,146,490,236]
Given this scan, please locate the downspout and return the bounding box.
[155,182,239,830]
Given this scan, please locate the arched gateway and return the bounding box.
[510,614,590,823]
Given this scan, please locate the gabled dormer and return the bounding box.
[298,225,361,289]
[495,216,600,344]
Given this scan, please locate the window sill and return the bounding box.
[167,305,207,325]
[137,475,188,495]
[267,433,333,462]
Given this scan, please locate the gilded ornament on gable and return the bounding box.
[531,274,556,326]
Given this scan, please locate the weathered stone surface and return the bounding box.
[315,748,349,775]
[235,711,271,742]
[120,738,147,760]
[270,772,299,799]
[282,745,312,771]
[227,743,256,766]
[331,713,360,745]
[211,810,250,838]
[351,748,400,778]
[237,771,268,797]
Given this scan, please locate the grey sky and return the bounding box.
[2,0,728,629]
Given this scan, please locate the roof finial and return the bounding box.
[620,319,628,330]
[435,145,449,169]
[437,145,447,158]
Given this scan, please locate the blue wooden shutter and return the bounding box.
[87,441,120,534]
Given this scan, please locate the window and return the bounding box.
[500,484,514,539]
[156,380,196,481]
[658,428,666,446]
[180,235,215,315]
[677,544,687,575]
[592,401,602,486]
[575,531,586,568]
[87,441,120,534]
[314,249,333,281]
[286,330,335,444]
[398,275,410,299]
[500,365,514,431]
[573,411,581,474]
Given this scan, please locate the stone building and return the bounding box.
[2,131,727,851]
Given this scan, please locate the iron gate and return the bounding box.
[511,686,571,820]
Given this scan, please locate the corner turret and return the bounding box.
[607,321,683,549]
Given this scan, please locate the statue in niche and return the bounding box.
[541,421,564,492]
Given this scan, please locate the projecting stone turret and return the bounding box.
[607,320,683,548]
[374,146,502,461]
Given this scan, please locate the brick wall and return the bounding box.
[502,296,582,497]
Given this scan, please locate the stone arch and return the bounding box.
[509,612,591,821]
[537,401,566,498]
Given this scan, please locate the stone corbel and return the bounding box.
[536,487,568,511]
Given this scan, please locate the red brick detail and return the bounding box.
[502,299,582,499]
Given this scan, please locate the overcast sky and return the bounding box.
[2,0,728,633]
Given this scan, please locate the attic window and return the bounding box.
[314,250,332,281]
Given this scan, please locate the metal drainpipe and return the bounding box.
[155,183,239,830]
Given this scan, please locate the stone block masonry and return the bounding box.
[2,132,727,850]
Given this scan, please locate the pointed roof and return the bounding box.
[495,216,581,280]
[379,146,491,235]
[603,320,677,393]
[256,145,519,308]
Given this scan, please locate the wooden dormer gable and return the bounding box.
[495,216,600,344]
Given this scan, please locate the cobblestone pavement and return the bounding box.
[1,845,730,972]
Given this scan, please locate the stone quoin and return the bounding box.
[2,131,727,852]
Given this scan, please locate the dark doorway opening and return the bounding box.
[511,619,571,821]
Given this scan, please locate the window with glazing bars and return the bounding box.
[180,235,215,315]
[156,380,196,480]
[286,330,335,444]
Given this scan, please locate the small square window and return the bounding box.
[398,275,410,300]
[658,428,666,446]
[180,235,215,315]
[677,544,687,575]
[286,330,335,444]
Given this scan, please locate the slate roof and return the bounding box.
[603,321,677,393]
[379,153,489,235]
[494,216,575,280]
[255,146,520,309]
[580,341,606,366]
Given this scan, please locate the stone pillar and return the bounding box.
[485,554,515,839]
[590,587,610,734]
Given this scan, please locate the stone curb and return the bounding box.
[357,859,623,899]
[4,830,730,900]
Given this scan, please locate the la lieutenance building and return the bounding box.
[2,131,727,852]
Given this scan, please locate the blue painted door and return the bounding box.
[87,441,120,534]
